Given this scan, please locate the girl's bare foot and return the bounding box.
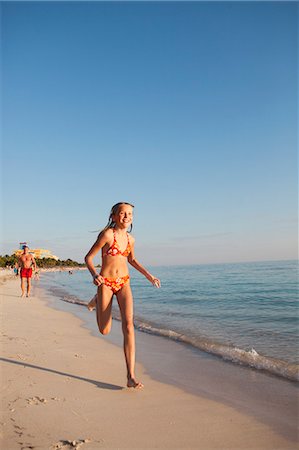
[87,295,97,311]
[127,377,144,389]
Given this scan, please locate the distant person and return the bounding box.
[85,202,161,389]
[18,245,37,298]
[13,265,19,277]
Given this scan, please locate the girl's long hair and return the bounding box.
[98,202,134,237]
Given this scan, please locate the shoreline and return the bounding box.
[1,277,298,449]
[41,269,298,383]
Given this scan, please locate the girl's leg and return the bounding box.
[116,284,143,388]
[87,293,97,311]
[96,285,114,335]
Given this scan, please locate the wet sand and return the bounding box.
[1,277,298,449]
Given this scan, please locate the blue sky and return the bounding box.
[1,1,298,265]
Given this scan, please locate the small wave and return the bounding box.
[61,296,87,307]
[54,293,299,382]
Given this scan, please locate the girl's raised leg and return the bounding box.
[116,284,143,389]
[87,293,97,311]
[96,285,114,335]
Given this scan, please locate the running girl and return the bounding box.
[85,202,161,389]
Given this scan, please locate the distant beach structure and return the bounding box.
[14,243,59,260]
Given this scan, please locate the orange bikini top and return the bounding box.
[105,229,131,257]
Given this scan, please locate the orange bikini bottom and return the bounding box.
[102,275,130,294]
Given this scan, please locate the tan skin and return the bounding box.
[85,204,161,389]
[18,247,37,298]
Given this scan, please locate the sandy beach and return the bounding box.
[1,277,298,450]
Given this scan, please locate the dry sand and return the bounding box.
[1,277,298,449]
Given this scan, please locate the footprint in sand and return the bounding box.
[9,396,22,410]
[26,397,47,405]
[13,423,25,437]
[18,442,35,449]
[52,439,91,450]
[2,334,27,343]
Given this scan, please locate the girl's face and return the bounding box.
[113,204,133,229]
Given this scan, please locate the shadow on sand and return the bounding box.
[0,357,123,391]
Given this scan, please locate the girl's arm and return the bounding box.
[85,231,109,286]
[128,240,161,288]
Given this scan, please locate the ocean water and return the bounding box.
[39,260,299,381]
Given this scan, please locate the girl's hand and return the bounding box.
[93,274,104,287]
[150,276,161,288]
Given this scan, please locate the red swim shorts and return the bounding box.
[20,268,33,279]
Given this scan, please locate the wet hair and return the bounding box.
[99,202,134,236]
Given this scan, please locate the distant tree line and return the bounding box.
[0,254,18,267]
[34,258,85,268]
[0,254,85,268]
